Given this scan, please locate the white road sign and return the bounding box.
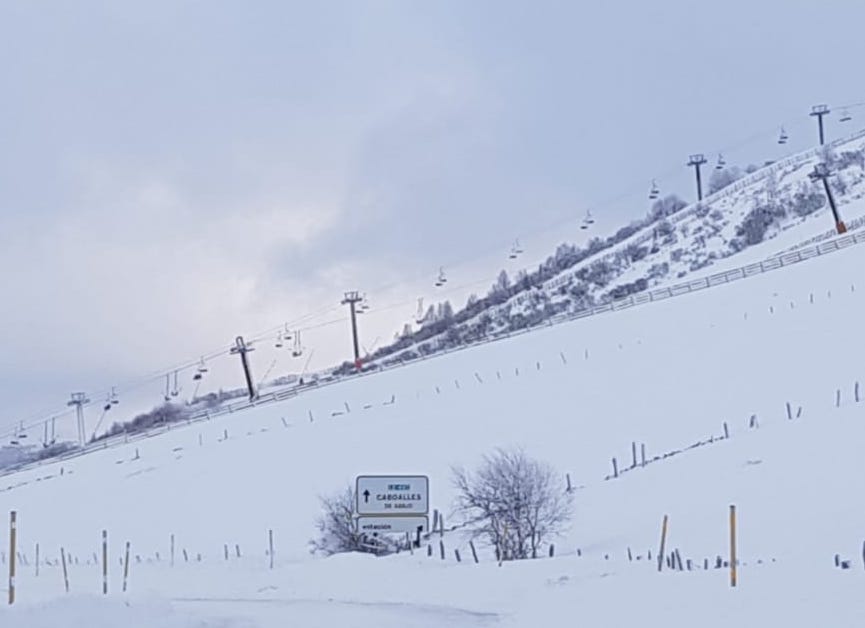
[355,516,429,535]
[356,475,429,515]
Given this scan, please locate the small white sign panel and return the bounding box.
[356,475,429,515]
[355,516,429,535]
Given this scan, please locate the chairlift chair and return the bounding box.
[292,332,303,358]
[716,154,726,170]
[778,127,788,144]
[275,332,284,349]
[840,109,852,123]
[649,180,660,200]
[586,211,595,225]
[435,268,447,287]
[415,297,424,325]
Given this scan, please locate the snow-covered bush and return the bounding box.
[452,448,572,561]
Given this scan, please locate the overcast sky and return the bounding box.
[2,0,865,435]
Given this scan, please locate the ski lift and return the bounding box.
[292,331,303,358]
[360,295,370,312]
[580,210,594,230]
[435,267,447,287]
[778,127,788,145]
[275,332,284,349]
[840,109,852,123]
[509,238,524,259]
[715,153,726,170]
[171,370,181,397]
[192,357,208,381]
[415,297,424,325]
[649,180,660,200]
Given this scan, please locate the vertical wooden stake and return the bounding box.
[8,512,17,605]
[723,422,729,439]
[61,547,70,593]
[469,540,479,564]
[35,543,39,577]
[224,544,229,561]
[235,544,241,558]
[730,505,737,588]
[657,514,668,572]
[122,541,130,593]
[170,534,175,568]
[439,515,445,538]
[439,540,445,560]
[631,442,637,468]
[566,473,572,492]
[102,530,108,595]
[269,530,274,569]
[612,458,619,479]
[641,443,646,467]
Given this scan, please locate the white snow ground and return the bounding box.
[2,234,865,626]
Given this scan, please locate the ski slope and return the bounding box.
[3,231,865,626]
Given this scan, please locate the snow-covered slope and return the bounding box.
[374,129,865,364]
[3,225,865,626]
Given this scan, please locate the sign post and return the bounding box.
[356,476,429,515]
[355,475,430,547]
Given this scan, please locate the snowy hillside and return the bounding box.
[3,226,865,626]
[367,129,865,368]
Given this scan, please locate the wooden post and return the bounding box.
[627,547,633,561]
[8,512,17,605]
[566,473,573,493]
[406,532,413,555]
[549,544,555,558]
[269,530,275,569]
[454,549,461,562]
[224,544,229,561]
[641,443,646,467]
[102,530,108,595]
[183,549,189,563]
[439,515,445,538]
[469,540,479,563]
[427,544,432,557]
[657,514,668,572]
[35,543,39,577]
[730,505,737,587]
[61,547,70,593]
[631,442,637,468]
[235,544,241,558]
[612,458,619,478]
[723,422,729,439]
[122,541,130,593]
[439,540,445,560]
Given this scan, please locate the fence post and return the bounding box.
[269,530,275,569]
[170,534,175,568]
[61,547,69,593]
[102,530,108,595]
[657,514,668,572]
[470,540,479,563]
[122,541,130,593]
[730,505,737,588]
[35,543,39,577]
[8,512,16,605]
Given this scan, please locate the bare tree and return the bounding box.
[452,448,572,560]
[310,485,395,556]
